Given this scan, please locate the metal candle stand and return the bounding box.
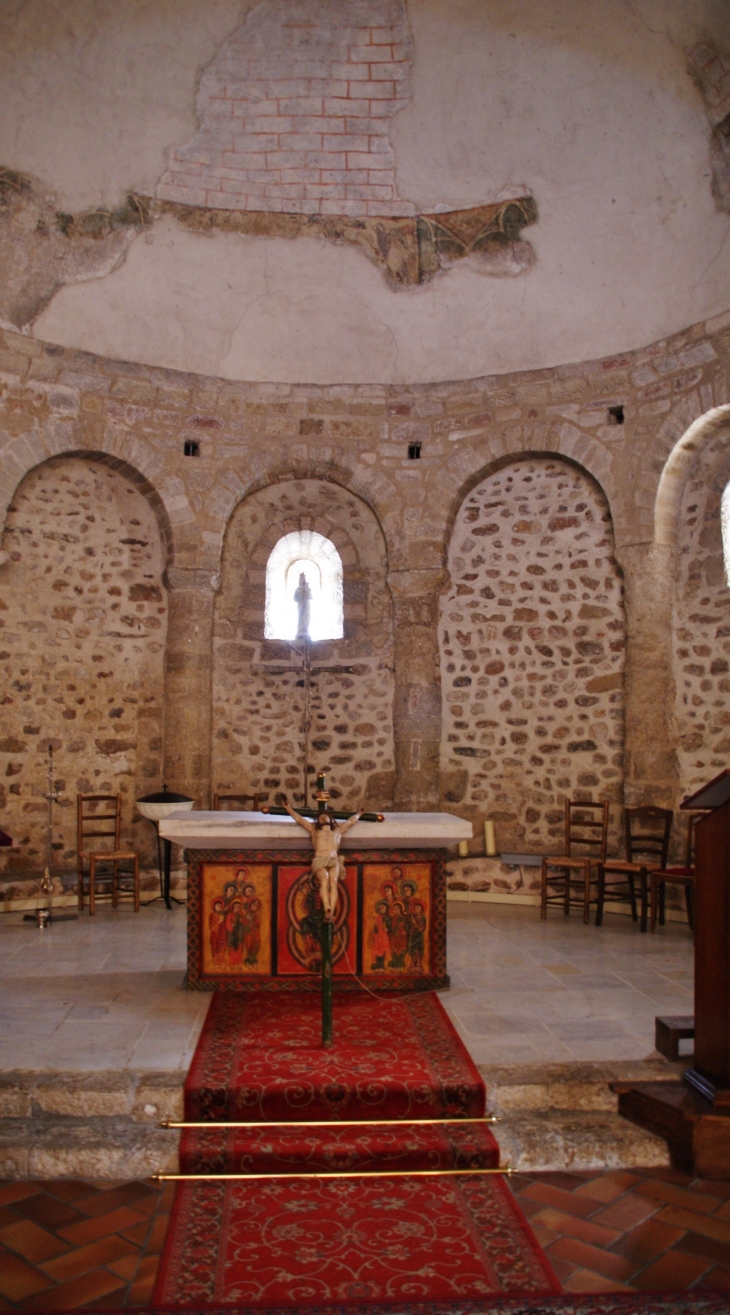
[23,744,77,928]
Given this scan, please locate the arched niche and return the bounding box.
[439,456,625,874]
[0,455,167,888]
[671,419,730,802]
[212,479,394,811]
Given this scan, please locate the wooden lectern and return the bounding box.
[613,770,730,1177]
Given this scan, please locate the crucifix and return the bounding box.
[262,771,383,1046]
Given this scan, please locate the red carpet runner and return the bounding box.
[154,991,560,1310]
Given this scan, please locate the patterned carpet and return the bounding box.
[153,990,559,1308]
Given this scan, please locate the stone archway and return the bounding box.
[0,455,167,894]
[439,456,625,862]
[212,478,395,811]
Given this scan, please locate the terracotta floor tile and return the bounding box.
[57,1205,147,1247]
[531,1206,621,1247]
[573,1171,640,1203]
[138,1212,168,1256]
[158,1182,176,1210]
[636,1178,721,1215]
[0,1218,70,1264]
[713,1199,730,1221]
[19,1267,126,1311]
[547,1235,637,1282]
[128,1192,160,1219]
[562,1269,633,1293]
[644,1167,694,1187]
[545,1256,579,1283]
[75,1184,156,1219]
[0,1206,22,1229]
[530,1223,562,1249]
[0,1297,16,1310]
[536,1171,591,1190]
[522,1181,599,1217]
[127,1254,160,1306]
[106,1252,141,1281]
[692,1178,730,1198]
[0,1187,37,1208]
[611,1216,685,1263]
[508,1173,534,1192]
[631,1250,712,1291]
[44,1183,97,1205]
[672,1229,730,1268]
[591,1191,659,1231]
[514,1196,541,1219]
[697,1264,730,1291]
[0,1248,54,1302]
[39,1233,137,1282]
[118,1220,152,1248]
[656,1204,730,1244]
[15,1195,85,1231]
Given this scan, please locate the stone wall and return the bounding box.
[439,459,625,855]
[0,310,728,893]
[212,479,395,810]
[673,422,730,809]
[0,457,166,890]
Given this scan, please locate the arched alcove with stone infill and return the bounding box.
[0,456,167,894]
[212,479,394,811]
[672,419,730,804]
[439,457,625,872]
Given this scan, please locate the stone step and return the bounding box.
[0,1058,682,1177]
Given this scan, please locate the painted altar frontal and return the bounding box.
[159,812,471,993]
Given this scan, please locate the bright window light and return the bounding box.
[265,530,344,641]
[722,483,730,585]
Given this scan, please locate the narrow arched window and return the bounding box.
[264,530,343,641]
[722,483,730,585]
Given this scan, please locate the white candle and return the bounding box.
[484,820,496,856]
[458,839,469,857]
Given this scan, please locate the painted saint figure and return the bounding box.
[294,571,312,640]
[283,798,362,922]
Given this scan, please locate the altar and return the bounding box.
[158,811,470,993]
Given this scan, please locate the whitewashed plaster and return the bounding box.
[4,0,730,384]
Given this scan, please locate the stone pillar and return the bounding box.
[388,568,448,811]
[618,541,679,807]
[163,568,219,806]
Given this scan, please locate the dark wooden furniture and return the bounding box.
[595,806,672,933]
[614,770,730,1176]
[649,813,704,933]
[213,792,262,811]
[540,799,609,924]
[77,793,139,915]
[655,1015,694,1061]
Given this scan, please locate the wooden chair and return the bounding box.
[596,806,672,933]
[213,792,262,811]
[649,812,705,933]
[77,794,139,915]
[541,799,609,924]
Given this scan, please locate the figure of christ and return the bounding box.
[283,799,362,922]
[294,571,312,640]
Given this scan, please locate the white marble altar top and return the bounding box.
[158,810,472,850]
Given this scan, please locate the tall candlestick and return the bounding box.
[484,820,496,856]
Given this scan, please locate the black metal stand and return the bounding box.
[321,919,333,1048]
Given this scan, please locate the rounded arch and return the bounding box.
[265,529,344,642]
[654,405,730,547]
[0,439,197,567]
[442,449,619,568]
